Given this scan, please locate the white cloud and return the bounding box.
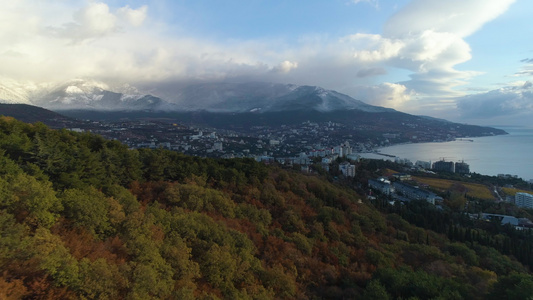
[456,81,533,119]
[384,0,515,38]
[271,61,298,73]
[117,5,148,27]
[77,2,116,34]
[347,33,404,62]
[342,0,515,110]
[47,2,148,42]
[0,0,518,115]
[353,83,414,108]
[49,2,118,41]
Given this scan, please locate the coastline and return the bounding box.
[357,127,533,181]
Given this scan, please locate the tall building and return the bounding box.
[516,192,533,209]
[339,161,356,177]
[455,161,470,174]
[432,160,455,173]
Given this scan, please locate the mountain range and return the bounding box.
[0,79,507,140]
[0,79,393,113]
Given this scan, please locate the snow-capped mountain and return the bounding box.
[0,85,30,105]
[0,79,174,111]
[160,82,394,113]
[31,79,176,111]
[0,79,39,105]
[0,79,392,113]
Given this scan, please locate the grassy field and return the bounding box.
[413,176,495,200]
[502,187,533,196]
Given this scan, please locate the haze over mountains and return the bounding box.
[0,80,394,114]
[0,79,508,141]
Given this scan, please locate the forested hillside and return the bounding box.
[0,116,532,299]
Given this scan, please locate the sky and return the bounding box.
[1,0,532,126]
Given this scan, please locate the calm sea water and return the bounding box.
[359,126,533,181]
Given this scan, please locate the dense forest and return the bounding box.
[1,116,533,299]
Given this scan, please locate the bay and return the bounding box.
[359,126,533,181]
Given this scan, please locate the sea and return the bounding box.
[358,126,533,182]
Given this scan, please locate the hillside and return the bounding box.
[0,103,79,128]
[0,117,531,299]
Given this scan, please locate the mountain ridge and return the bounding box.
[0,103,78,128]
[0,80,393,113]
[0,80,508,141]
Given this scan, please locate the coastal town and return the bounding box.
[65,116,492,163]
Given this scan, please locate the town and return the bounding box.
[63,115,487,163]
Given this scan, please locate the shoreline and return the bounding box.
[364,130,510,154]
[357,128,533,181]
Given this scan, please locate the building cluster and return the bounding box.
[71,119,381,162]
[257,141,359,177]
[368,177,443,205]
[391,157,470,175]
[64,114,494,175]
[498,174,519,179]
[507,192,533,209]
[309,141,353,158]
[431,159,470,174]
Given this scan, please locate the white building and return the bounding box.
[346,154,361,162]
[339,161,356,177]
[322,157,333,164]
[516,192,533,209]
[213,142,223,151]
[368,178,394,195]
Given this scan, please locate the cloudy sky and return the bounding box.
[1,0,532,125]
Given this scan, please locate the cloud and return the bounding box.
[117,5,148,27]
[49,2,118,41]
[515,59,533,77]
[347,33,404,62]
[350,0,379,9]
[456,81,533,119]
[48,2,147,42]
[0,0,518,115]
[271,61,298,73]
[344,0,515,110]
[357,67,387,78]
[383,0,515,38]
[353,83,414,108]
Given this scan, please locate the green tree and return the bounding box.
[31,228,80,288]
[0,211,27,267]
[0,172,61,228]
[488,273,533,300]
[363,280,390,300]
[61,187,111,236]
[78,258,126,300]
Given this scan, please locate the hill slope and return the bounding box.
[0,117,530,299]
[0,103,78,128]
